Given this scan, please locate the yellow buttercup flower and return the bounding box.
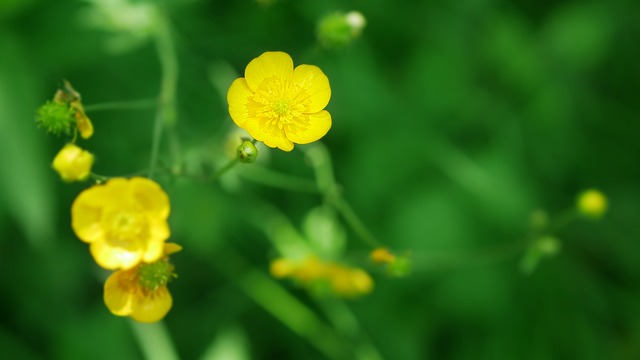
[227,51,332,151]
[104,243,181,323]
[52,143,94,182]
[72,177,171,270]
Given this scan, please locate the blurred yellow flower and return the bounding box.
[227,51,332,151]
[52,143,94,182]
[270,256,373,298]
[71,177,171,270]
[104,243,181,323]
[370,247,395,264]
[577,189,607,219]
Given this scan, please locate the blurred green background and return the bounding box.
[1,0,640,359]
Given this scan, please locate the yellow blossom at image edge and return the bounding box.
[227,51,332,151]
[71,177,171,270]
[104,243,181,323]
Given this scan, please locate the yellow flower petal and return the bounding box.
[227,78,253,128]
[130,177,171,219]
[141,239,165,263]
[244,51,293,92]
[91,241,143,270]
[130,287,173,323]
[244,121,294,151]
[292,64,331,113]
[285,110,332,145]
[104,270,135,316]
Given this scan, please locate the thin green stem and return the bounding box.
[210,158,240,181]
[213,248,349,360]
[302,143,381,248]
[149,10,179,179]
[331,197,380,248]
[129,320,180,360]
[83,98,157,112]
[239,166,319,193]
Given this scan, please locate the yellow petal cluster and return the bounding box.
[227,51,332,151]
[104,243,181,323]
[71,177,170,270]
[270,256,373,298]
[52,143,94,182]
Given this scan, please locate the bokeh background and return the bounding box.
[1,0,639,359]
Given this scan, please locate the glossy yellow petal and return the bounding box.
[292,64,331,113]
[285,110,332,145]
[71,184,118,243]
[104,271,135,316]
[244,120,294,151]
[245,51,293,92]
[227,78,254,128]
[90,241,143,270]
[141,239,165,263]
[130,177,170,219]
[130,287,173,323]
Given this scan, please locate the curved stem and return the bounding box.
[84,99,157,112]
[149,10,179,179]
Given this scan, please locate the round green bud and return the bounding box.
[317,11,366,48]
[237,140,258,163]
[138,260,175,291]
[35,101,76,136]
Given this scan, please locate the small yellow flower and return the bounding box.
[104,243,181,323]
[71,177,171,270]
[370,247,395,264]
[271,256,373,298]
[327,265,373,298]
[577,189,607,219]
[52,143,94,182]
[227,51,332,151]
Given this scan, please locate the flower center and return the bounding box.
[252,78,310,132]
[104,208,148,247]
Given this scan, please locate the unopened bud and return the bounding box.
[237,140,258,163]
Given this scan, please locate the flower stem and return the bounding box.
[302,143,381,248]
[129,320,180,360]
[83,98,157,112]
[330,196,380,248]
[149,10,179,179]
[210,158,240,181]
[213,248,349,359]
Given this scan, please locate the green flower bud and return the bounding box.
[35,101,76,136]
[237,140,258,163]
[317,11,366,48]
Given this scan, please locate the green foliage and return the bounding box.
[2,0,640,359]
